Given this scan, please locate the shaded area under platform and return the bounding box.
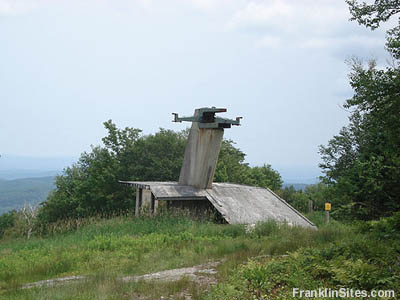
[119,181,315,228]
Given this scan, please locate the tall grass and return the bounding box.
[0,212,354,299]
[207,214,400,300]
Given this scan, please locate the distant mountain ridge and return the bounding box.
[282,183,309,191]
[0,170,61,180]
[0,176,55,214]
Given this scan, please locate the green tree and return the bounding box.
[120,128,187,182]
[277,183,330,213]
[38,124,186,223]
[38,146,134,223]
[346,0,400,58]
[304,183,331,212]
[320,61,400,219]
[320,1,400,219]
[278,186,310,213]
[215,140,282,191]
[215,139,251,184]
[246,164,282,191]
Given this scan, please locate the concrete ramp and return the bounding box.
[119,181,315,228]
[205,183,314,227]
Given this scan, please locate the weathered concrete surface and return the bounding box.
[179,109,224,189]
[121,261,220,283]
[205,183,313,226]
[22,275,86,289]
[119,181,316,228]
[142,189,152,206]
[136,188,157,216]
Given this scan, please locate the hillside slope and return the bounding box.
[0,177,55,214]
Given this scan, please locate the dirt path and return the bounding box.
[21,261,221,289]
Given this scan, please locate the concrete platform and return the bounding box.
[119,181,315,228]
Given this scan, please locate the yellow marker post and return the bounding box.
[325,202,331,224]
[325,203,331,211]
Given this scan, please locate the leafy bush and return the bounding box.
[0,211,16,238]
[355,211,400,240]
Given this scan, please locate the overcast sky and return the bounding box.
[0,0,393,178]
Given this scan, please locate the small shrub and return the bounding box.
[0,211,16,238]
[355,211,400,239]
[253,220,280,237]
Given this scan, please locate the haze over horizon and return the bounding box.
[1,0,393,179]
[0,153,320,183]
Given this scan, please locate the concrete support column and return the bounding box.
[325,210,330,224]
[135,188,143,217]
[151,193,155,215]
[308,199,313,214]
[179,109,224,189]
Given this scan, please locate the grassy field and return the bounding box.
[0,212,399,299]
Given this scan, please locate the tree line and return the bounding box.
[319,0,400,220]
